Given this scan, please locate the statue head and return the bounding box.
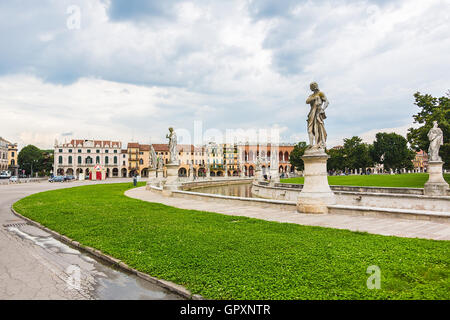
[169,127,173,133]
[433,121,438,128]
[310,82,319,92]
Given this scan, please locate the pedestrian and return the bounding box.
[133,174,137,187]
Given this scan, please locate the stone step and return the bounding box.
[328,204,450,223]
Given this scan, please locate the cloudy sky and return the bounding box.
[0,0,449,149]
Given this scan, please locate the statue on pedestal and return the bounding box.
[166,127,178,164]
[306,82,329,149]
[297,81,335,213]
[150,145,157,169]
[428,121,443,162]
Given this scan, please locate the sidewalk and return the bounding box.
[126,187,450,241]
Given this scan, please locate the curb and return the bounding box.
[10,205,203,300]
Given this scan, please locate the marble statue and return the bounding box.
[428,121,444,162]
[157,156,163,170]
[306,82,329,149]
[150,145,157,169]
[189,163,194,178]
[255,156,262,171]
[166,127,178,164]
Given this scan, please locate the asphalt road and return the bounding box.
[0,179,182,300]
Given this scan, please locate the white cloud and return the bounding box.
[0,0,449,150]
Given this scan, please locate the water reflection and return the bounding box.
[191,183,254,198]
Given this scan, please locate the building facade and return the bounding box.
[8,143,18,168]
[54,139,122,179]
[127,143,151,177]
[413,150,428,173]
[0,137,8,171]
[238,143,296,177]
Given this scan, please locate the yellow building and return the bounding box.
[8,143,18,168]
[127,143,151,177]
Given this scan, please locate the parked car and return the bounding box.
[0,171,11,179]
[9,176,18,183]
[49,176,65,183]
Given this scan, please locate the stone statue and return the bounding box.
[255,156,262,171]
[428,121,444,162]
[157,156,163,170]
[306,82,329,149]
[189,163,194,177]
[166,127,178,164]
[150,145,157,169]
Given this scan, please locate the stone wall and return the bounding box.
[252,182,450,212]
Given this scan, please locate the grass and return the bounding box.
[13,183,450,300]
[281,173,450,188]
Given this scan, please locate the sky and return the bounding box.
[0,0,449,149]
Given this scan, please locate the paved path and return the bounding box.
[0,179,181,300]
[126,187,450,241]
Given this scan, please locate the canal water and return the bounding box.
[191,183,254,198]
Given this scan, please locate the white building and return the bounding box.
[54,139,123,179]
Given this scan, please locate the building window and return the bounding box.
[96,150,100,153]
[105,157,109,164]
[96,156,100,164]
[114,156,118,164]
[78,149,82,153]
[114,150,117,153]
[11,152,14,157]
[69,149,72,153]
[87,150,91,153]
[58,156,63,164]
[78,156,82,164]
[105,150,109,153]
[59,149,63,153]
[86,157,92,164]
[139,159,143,165]
[68,156,72,164]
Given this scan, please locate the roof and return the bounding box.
[61,139,121,148]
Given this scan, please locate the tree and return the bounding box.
[407,91,449,169]
[372,132,414,171]
[342,136,374,171]
[18,145,44,176]
[327,147,345,172]
[40,150,54,175]
[289,142,308,171]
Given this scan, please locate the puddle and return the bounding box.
[6,225,184,300]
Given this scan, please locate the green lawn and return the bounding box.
[13,183,450,300]
[281,173,450,188]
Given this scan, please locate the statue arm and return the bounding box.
[321,93,329,110]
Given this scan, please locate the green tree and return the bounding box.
[327,147,345,172]
[18,145,44,176]
[407,91,450,169]
[40,150,54,176]
[289,142,308,171]
[342,136,374,171]
[372,132,414,171]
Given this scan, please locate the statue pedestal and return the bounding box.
[162,162,180,196]
[146,169,157,189]
[424,161,449,196]
[254,169,263,182]
[297,149,336,214]
[269,169,280,185]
